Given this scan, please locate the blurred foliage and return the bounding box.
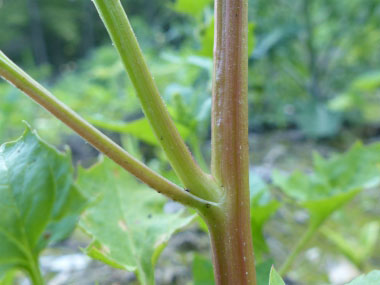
[347,270,380,285]
[1,0,380,284]
[1,0,380,138]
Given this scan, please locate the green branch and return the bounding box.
[0,51,210,210]
[92,0,220,202]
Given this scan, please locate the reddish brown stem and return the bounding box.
[209,0,257,284]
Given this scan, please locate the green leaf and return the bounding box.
[273,142,380,203]
[346,270,380,285]
[352,71,380,91]
[172,0,212,17]
[89,117,190,146]
[322,221,380,267]
[302,189,360,229]
[256,259,274,285]
[295,101,342,138]
[0,126,86,281]
[78,158,195,285]
[0,270,16,285]
[269,266,285,285]
[193,254,215,285]
[250,173,280,260]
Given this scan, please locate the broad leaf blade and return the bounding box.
[0,126,86,279]
[78,158,194,285]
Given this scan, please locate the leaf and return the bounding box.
[295,101,342,138]
[269,266,285,285]
[89,117,190,146]
[256,259,274,285]
[321,221,380,267]
[0,270,16,285]
[273,142,380,203]
[352,71,380,91]
[193,254,215,285]
[78,158,195,285]
[0,126,86,280]
[302,189,360,229]
[250,173,280,260]
[346,270,380,285]
[172,0,212,17]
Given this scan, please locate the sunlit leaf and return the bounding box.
[172,0,212,17]
[78,158,194,285]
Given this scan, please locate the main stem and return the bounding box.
[208,0,256,284]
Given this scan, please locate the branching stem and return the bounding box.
[209,0,257,283]
[92,0,220,202]
[0,51,209,209]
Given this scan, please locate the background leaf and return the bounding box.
[250,173,280,260]
[78,158,195,285]
[172,0,212,17]
[89,117,190,146]
[192,254,215,285]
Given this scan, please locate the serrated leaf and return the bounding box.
[302,189,360,229]
[0,126,86,280]
[273,142,380,204]
[269,266,285,285]
[78,158,194,285]
[346,270,380,285]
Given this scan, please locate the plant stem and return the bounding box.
[210,0,256,283]
[92,0,220,202]
[0,51,210,210]
[279,225,317,276]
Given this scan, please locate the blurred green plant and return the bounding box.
[274,142,380,275]
[1,0,380,284]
